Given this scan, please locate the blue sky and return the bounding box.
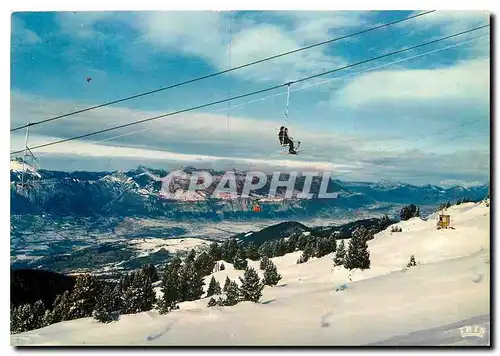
[10,10,490,186]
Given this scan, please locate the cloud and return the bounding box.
[330,57,489,129]
[11,16,42,48]
[130,11,372,83]
[10,90,489,185]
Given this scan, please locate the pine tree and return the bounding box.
[259,256,270,270]
[121,270,157,314]
[49,290,71,324]
[223,281,241,306]
[314,237,331,258]
[263,260,282,286]
[10,300,47,334]
[287,233,299,253]
[64,274,103,321]
[407,255,417,268]
[233,248,248,270]
[207,276,222,297]
[343,229,371,270]
[246,242,260,261]
[93,284,118,323]
[223,276,231,293]
[179,258,205,301]
[159,258,182,314]
[208,242,222,262]
[219,262,225,271]
[297,233,308,250]
[328,234,337,254]
[32,300,47,330]
[221,238,238,263]
[207,297,218,307]
[239,267,264,303]
[258,241,273,258]
[194,251,215,276]
[297,241,313,264]
[333,240,346,266]
[400,204,420,221]
[142,263,159,282]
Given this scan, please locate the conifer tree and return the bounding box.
[333,240,346,266]
[258,241,273,258]
[208,242,222,262]
[297,241,313,264]
[121,269,157,315]
[179,257,205,301]
[49,290,71,324]
[263,260,282,286]
[64,274,103,320]
[328,234,337,254]
[239,267,264,303]
[246,242,260,261]
[195,251,215,276]
[221,238,238,263]
[407,255,417,268]
[159,257,181,314]
[207,276,222,297]
[233,248,248,270]
[219,262,225,271]
[344,229,371,270]
[93,284,119,323]
[224,281,241,306]
[259,256,270,270]
[297,233,308,250]
[223,276,231,293]
[142,263,159,282]
[207,297,218,307]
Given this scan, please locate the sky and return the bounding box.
[10,10,490,187]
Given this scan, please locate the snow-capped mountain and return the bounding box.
[10,163,488,220]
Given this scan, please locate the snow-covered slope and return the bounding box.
[11,201,490,346]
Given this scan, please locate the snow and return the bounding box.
[11,201,490,346]
[10,160,41,178]
[129,237,209,257]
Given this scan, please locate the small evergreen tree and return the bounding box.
[93,284,118,323]
[194,251,215,276]
[223,281,241,306]
[263,260,282,286]
[259,256,270,270]
[64,274,103,321]
[207,276,222,297]
[223,276,231,293]
[258,241,273,258]
[142,263,159,282]
[158,257,181,314]
[328,234,337,254]
[49,290,71,324]
[179,257,205,301]
[207,297,218,307]
[121,270,157,314]
[297,242,313,264]
[407,255,417,268]
[287,233,299,253]
[208,242,222,262]
[400,204,420,221]
[221,238,238,263]
[333,240,346,266]
[344,229,371,270]
[239,267,264,303]
[246,242,260,261]
[314,237,331,258]
[233,248,248,270]
[297,233,308,250]
[219,262,225,271]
